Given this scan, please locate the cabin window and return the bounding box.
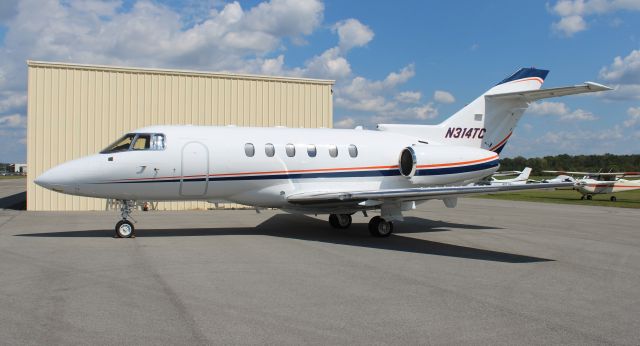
[307,145,317,157]
[132,135,151,150]
[285,143,296,157]
[244,143,255,157]
[328,145,338,158]
[348,144,358,158]
[101,134,136,153]
[265,143,275,157]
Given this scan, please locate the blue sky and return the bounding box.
[0,0,639,163]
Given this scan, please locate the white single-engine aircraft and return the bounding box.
[35,68,611,238]
[474,167,532,186]
[544,170,640,201]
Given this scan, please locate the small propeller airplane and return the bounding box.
[35,67,612,238]
[474,167,532,186]
[543,170,640,201]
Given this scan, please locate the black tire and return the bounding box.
[586,195,593,200]
[329,214,339,228]
[580,195,585,200]
[610,196,617,202]
[115,220,135,238]
[329,214,352,229]
[368,216,393,237]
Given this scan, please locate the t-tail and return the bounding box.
[377,67,612,154]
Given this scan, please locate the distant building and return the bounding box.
[14,164,27,174]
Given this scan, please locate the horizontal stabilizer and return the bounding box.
[486,82,612,102]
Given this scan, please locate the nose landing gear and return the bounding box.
[115,200,136,238]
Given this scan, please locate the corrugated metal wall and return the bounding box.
[27,61,333,211]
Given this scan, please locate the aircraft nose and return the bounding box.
[35,164,72,192]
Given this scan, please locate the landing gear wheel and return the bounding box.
[115,220,135,238]
[329,214,352,229]
[610,196,617,202]
[368,216,393,237]
[586,195,593,200]
[580,195,585,200]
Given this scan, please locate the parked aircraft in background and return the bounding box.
[35,68,611,238]
[544,171,640,201]
[475,167,532,186]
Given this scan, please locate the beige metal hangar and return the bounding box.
[27,61,334,211]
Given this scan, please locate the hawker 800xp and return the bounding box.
[35,68,611,238]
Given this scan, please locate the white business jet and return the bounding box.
[35,68,611,238]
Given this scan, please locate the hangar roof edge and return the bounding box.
[27,60,335,85]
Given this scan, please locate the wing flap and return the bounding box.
[287,182,574,205]
[486,82,612,102]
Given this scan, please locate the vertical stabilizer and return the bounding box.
[377,68,549,153]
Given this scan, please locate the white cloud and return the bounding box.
[0,0,436,161]
[599,49,640,84]
[549,0,640,37]
[599,84,640,100]
[395,91,421,104]
[433,90,455,104]
[521,125,626,155]
[0,0,18,22]
[0,91,26,113]
[334,117,356,128]
[560,109,597,121]
[0,113,24,128]
[625,106,640,126]
[298,47,352,79]
[552,15,587,36]
[333,19,374,52]
[597,49,640,101]
[528,101,570,116]
[528,101,597,121]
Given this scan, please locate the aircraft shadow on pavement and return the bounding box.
[15,214,549,263]
[0,192,26,210]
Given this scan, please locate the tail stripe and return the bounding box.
[490,132,512,152]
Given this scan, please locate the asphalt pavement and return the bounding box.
[0,188,639,344]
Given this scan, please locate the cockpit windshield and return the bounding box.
[101,133,166,154]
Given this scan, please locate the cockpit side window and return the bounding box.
[101,133,166,153]
[151,134,166,150]
[132,134,151,150]
[101,134,136,153]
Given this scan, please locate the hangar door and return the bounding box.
[181,142,209,196]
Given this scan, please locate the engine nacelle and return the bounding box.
[398,144,499,185]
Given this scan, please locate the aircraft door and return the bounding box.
[180,142,209,196]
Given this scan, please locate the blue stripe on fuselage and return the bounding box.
[97,159,499,184]
[415,159,499,176]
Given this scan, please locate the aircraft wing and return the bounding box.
[544,170,640,177]
[287,182,573,205]
[486,82,612,102]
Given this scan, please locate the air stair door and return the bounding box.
[180,142,209,196]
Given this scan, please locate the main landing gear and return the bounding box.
[581,194,593,200]
[328,213,394,237]
[115,200,136,238]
